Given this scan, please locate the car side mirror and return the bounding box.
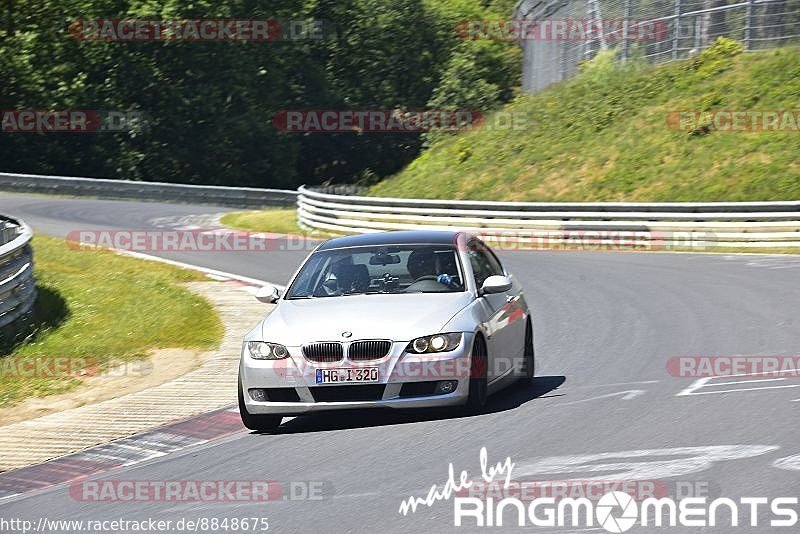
[255,284,281,303]
[480,275,512,295]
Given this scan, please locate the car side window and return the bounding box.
[484,245,504,277]
[467,240,504,289]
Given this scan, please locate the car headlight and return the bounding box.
[406,333,462,354]
[247,341,290,360]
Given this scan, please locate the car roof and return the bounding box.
[317,231,463,251]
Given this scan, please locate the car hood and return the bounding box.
[260,292,474,345]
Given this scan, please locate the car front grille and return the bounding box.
[302,342,344,362]
[348,340,392,361]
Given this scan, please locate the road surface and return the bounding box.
[0,193,798,533]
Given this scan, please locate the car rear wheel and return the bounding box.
[465,334,488,413]
[521,321,535,382]
[238,380,282,431]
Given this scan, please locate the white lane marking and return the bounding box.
[677,377,712,396]
[108,248,285,290]
[677,369,800,397]
[0,493,20,502]
[100,442,176,465]
[148,213,228,229]
[130,438,192,450]
[197,229,289,242]
[744,257,800,269]
[111,442,168,455]
[683,385,800,395]
[773,454,800,471]
[121,451,169,466]
[575,380,659,389]
[559,390,645,406]
[513,445,778,482]
[709,377,788,386]
[81,451,131,462]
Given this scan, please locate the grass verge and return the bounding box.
[0,236,223,408]
[221,208,339,238]
[370,40,800,202]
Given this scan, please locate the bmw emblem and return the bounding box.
[341,331,353,338]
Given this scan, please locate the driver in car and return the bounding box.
[405,249,461,292]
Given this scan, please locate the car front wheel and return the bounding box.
[465,334,489,413]
[521,321,535,382]
[238,380,282,431]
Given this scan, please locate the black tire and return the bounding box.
[238,380,282,431]
[465,334,489,413]
[520,321,535,382]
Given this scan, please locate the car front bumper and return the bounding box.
[240,333,474,416]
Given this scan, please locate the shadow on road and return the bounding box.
[263,375,566,435]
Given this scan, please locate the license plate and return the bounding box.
[315,367,379,384]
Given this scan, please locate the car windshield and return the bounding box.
[285,244,465,298]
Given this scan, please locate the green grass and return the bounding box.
[370,40,800,202]
[0,236,223,407]
[221,208,338,238]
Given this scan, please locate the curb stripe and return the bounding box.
[0,406,245,501]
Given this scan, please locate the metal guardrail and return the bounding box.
[0,172,297,208]
[297,186,800,248]
[0,216,36,336]
[1,174,798,249]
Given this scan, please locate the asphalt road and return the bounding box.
[1,192,799,533]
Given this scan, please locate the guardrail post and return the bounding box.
[744,0,754,50]
[622,0,633,62]
[672,0,682,60]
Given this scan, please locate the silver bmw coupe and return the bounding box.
[238,231,534,430]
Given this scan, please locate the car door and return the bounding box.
[466,239,523,382]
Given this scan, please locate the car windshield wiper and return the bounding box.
[286,295,315,300]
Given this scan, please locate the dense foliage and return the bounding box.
[0,0,519,188]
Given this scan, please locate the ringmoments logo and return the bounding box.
[399,448,800,530]
[595,492,638,532]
